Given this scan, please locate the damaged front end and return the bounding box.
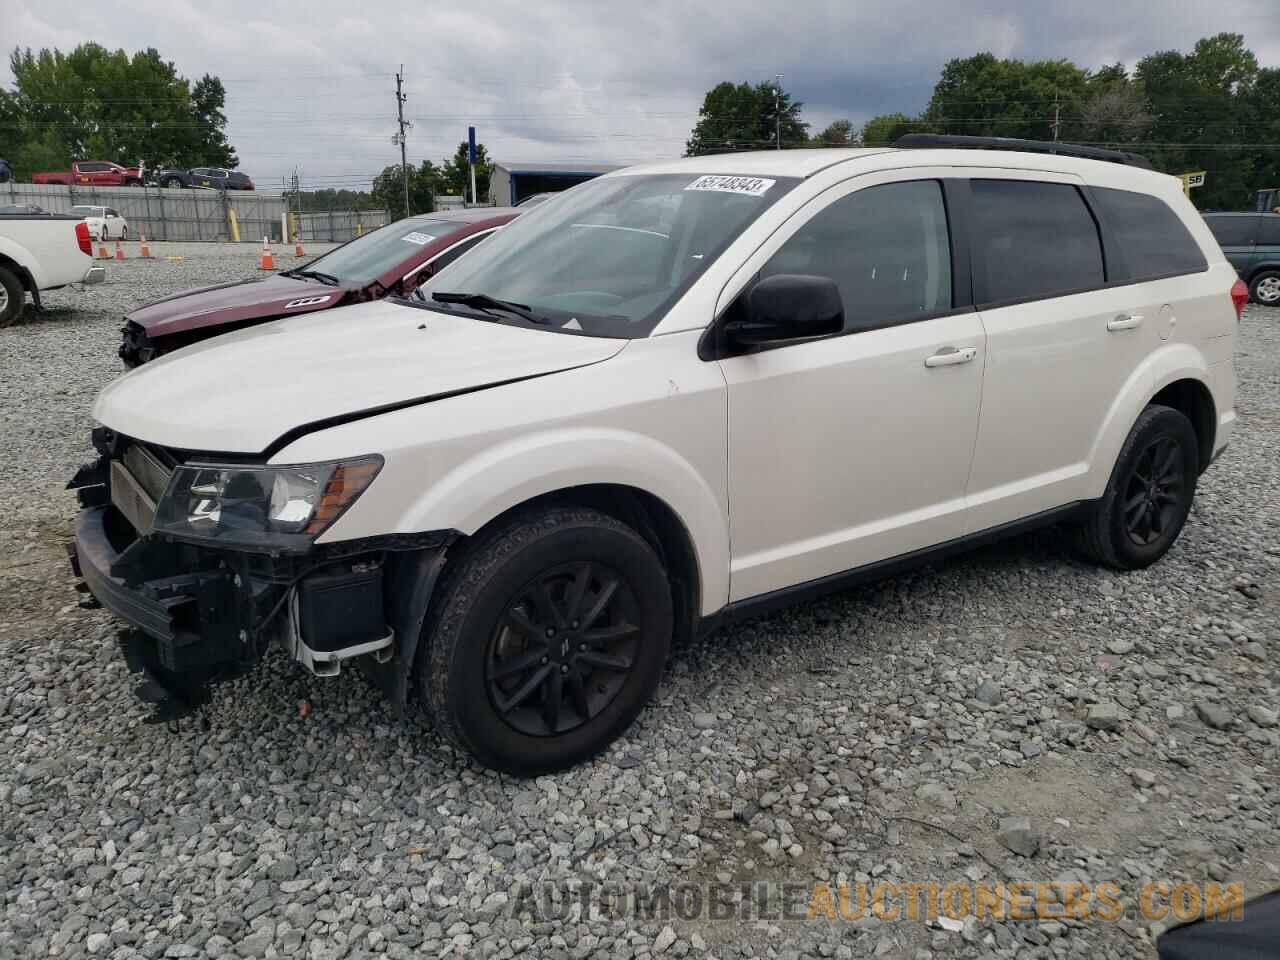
[67,428,453,724]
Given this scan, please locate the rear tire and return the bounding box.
[1072,405,1199,570]
[418,506,672,775]
[0,264,24,327]
[1249,270,1280,306]
[162,177,184,189]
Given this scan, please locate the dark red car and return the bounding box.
[119,208,518,366]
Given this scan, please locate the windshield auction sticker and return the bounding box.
[402,232,434,245]
[685,175,776,196]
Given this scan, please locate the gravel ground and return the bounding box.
[1,243,1278,960]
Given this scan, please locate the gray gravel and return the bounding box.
[1,245,1278,959]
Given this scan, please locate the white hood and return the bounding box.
[93,299,627,453]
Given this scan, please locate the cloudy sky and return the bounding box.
[5,0,1279,190]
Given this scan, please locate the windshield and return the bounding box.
[417,173,796,338]
[305,217,468,286]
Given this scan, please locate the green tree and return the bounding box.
[813,119,857,147]
[440,140,491,201]
[4,43,238,176]
[1245,67,1280,200]
[372,160,445,219]
[860,113,914,146]
[923,53,1091,141]
[685,80,809,155]
[1136,33,1260,209]
[190,75,237,168]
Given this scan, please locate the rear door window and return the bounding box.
[970,180,1104,304]
[1205,216,1258,247]
[1257,216,1280,246]
[1092,187,1207,280]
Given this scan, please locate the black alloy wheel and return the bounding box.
[1121,435,1187,547]
[487,560,641,737]
[419,505,672,775]
[1071,404,1199,570]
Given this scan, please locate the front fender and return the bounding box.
[397,427,730,616]
[1085,341,1214,498]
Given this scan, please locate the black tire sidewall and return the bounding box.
[1249,270,1280,306]
[1103,407,1199,568]
[0,266,23,327]
[431,516,672,775]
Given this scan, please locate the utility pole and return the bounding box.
[395,66,411,217]
[1051,89,1062,144]
[775,74,783,150]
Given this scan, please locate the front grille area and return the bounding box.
[122,442,175,504]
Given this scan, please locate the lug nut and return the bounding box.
[560,664,569,674]
[540,656,549,665]
[545,627,555,638]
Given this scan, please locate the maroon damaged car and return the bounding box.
[119,207,519,366]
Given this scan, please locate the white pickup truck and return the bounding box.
[0,212,105,326]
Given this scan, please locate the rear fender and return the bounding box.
[0,236,45,292]
[1085,342,1213,498]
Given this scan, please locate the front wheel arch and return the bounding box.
[433,484,701,656]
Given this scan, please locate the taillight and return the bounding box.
[1230,278,1248,320]
[75,222,91,256]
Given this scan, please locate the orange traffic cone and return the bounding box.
[96,240,110,260]
[294,239,305,258]
[139,233,153,259]
[114,240,125,261]
[258,237,275,271]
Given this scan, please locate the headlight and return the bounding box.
[152,456,382,552]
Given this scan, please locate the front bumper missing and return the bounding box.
[68,439,457,722]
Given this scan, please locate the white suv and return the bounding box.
[70,142,1242,774]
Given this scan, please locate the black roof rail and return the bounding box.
[892,134,1154,170]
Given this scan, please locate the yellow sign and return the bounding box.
[1181,171,1207,197]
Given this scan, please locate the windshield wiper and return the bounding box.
[284,269,341,286]
[431,291,549,324]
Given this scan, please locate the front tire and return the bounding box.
[1249,270,1280,306]
[1072,405,1199,570]
[0,264,24,327]
[419,506,672,775]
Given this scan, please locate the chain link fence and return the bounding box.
[3,181,389,243]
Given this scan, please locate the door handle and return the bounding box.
[924,346,978,368]
[1107,314,1144,332]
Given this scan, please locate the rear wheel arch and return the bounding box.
[1148,377,1215,473]
[1246,262,1280,283]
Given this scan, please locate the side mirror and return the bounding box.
[725,274,844,346]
